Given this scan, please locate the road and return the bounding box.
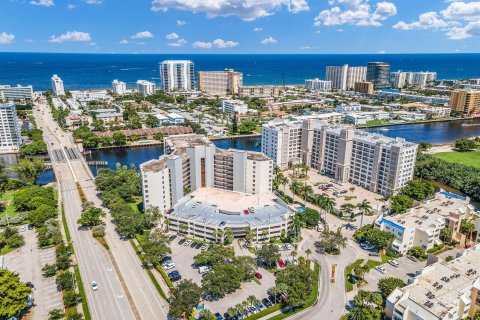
[33,98,169,320]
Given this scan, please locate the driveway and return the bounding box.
[3,225,63,320]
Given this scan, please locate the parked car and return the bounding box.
[20,226,25,232]
[169,235,177,241]
[255,302,266,311]
[369,252,380,257]
[195,243,203,249]
[27,224,34,230]
[255,272,262,279]
[201,244,209,251]
[198,266,212,274]
[190,242,198,248]
[214,312,224,320]
[284,243,293,250]
[388,260,400,267]
[183,240,192,246]
[91,281,98,291]
[162,262,175,270]
[375,266,386,274]
[178,239,186,245]
[25,282,34,288]
[262,298,273,307]
[278,259,286,268]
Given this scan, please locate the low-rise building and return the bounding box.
[375,191,475,254]
[354,81,374,94]
[96,112,123,123]
[343,111,390,125]
[390,111,427,121]
[379,90,450,104]
[65,114,92,128]
[71,90,109,101]
[0,85,34,101]
[52,97,67,110]
[335,104,363,113]
[221,99,248,114]
[386,244,480,320]
[418,106,451,118]
[238,85,282,98]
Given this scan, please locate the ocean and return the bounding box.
[1,53,480,91]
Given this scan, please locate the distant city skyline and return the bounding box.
[1,1,480,54]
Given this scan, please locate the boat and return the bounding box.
[461,123,480,127]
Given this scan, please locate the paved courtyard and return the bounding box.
[3,225,63,320]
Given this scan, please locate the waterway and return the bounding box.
[1,117,479,185]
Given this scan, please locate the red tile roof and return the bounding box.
[94,126,193,138]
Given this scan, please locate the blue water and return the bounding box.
[2,53,480,91]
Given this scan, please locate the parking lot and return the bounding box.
[3,225,63,320]
[166,235,288,316]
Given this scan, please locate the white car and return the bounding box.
[162,262,175,270]
[375,266,386,274]
[183,240,192,246]
[91,281,98,291]
[200,244,209,251]
[276,244,284,251]
[284,244,293,250]
[20,226,26,232]
[388,260,400,267]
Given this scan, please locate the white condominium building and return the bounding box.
[140,134,291,242]
[198,69,243,96]
[375,191,475,254]
[159,60,195,91]
[112,79,127,96]
[335,104,363,113]
[238,85,281,97]
[305,79,332,92]
[390,71,437,89]
[0,105,21,154]
[386,244,480,320]
[136,80,156,96]
[51,74,65,96]
[326,65,367,91]
[262,120,417,196]
[221,99,248,114]
[0,85,34,101]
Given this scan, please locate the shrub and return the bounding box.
[63,290,78,308]
[42,264,56,278]
[92,225,106,238]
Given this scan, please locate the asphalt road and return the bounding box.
[33,99,169,320]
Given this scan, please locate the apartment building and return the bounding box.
[51,74,65,96]
[71,90,109,101]
[238,85,281,98]
[335,104,363,113]
[304,79,332,92]
[112,79,127,96]
[449,89,480,115]
[326,65,367,91]
[198,69,243,96]
[391,71,437,89]
[343,111,390,125]
[0,85,34,101]
[159,60,195,91]
[367,62,390,90]
[221,99,248,115]
[375,191,475,254]
[354,81,374,94]
[386,244,480,320]
[0,105,21,154]
[418,106,451,118]
[136,80,156,96]
[262,120,417,196]
[140,134,290,242]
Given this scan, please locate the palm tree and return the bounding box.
[273,166,282,177]
[349,186,355,195]
[300,182,313,207]
[179,223,188,236]
[280,175,289,193]
[261,229,269,242]
[213,229,224,243]
[244,227,255,246]
[291,250,297,261]
[224,227,234,245]
[291,214,306,238]
[353,264,369,283]
[247,295,259,308]
[226,307,236,318]
[461,219,475,245]
[357,200,372,228]
[305,248,312,260]
[320,196,335,225]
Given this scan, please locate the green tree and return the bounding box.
[401,180,435,201]
[112,132,127,145]
[408,246,427,259]
[169,279,202,318]
[391,195,414,214]
[301,208,320,227]
[353,264,369,283]
[291,213,306,238]
[199,309,217,320]
[256,244,281,267]
[244,227,255,245]
[319,227,347,255]
[378,277,405,297]
[202,263,246,296]
[48,309,65,320]
[356,200,373,227]
[238,119,257,134]
[92,225,106,238]
[0,269,32,319]
[224,227,234,245]
[418,141,432,151]
[461,219,475,243]
[231,112,238,134]
[362,228,394,251]
[77,207,105,228]
[455,138,476,152]
[142,229,171,266]
[13,158,45,185]
[275,264,314,307]
[440,228,453,244]
[193,246,235,266]
[145,115,160,128]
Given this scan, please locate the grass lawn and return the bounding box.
[433,151,480,168]
[0,191,17,217]
[345,259,364,292]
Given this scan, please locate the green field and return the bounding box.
[433,151,480,168]
[0,191,17,217]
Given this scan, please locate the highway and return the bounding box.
[33,98,169,320]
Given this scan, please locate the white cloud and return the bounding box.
[441,1,480,21]
[30,0,54,6]
[299,46,311,50]
[213,38,239,48]
[88,42,96,46]
[261,36,277,44]
[192,41,213,49]
[0,32,15,44]
[167,39,187,47]
[49,31,91,43]
[393,12,450,30]
[131,31,154,39]
[253,27,263,32]
[166,32,179,39]
[314,0,397,27]
[119,39,129,44]
[447,21,480,39]
[67,3,77,9]
[378,50,387,53]
[84,0,103,4]
[151,0,309,21]
[177,20,186,25]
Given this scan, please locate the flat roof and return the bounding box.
[170,187,291,228]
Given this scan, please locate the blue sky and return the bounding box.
[1,0,480,53]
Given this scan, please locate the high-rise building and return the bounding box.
[140,134,291,242]
[325,65,367,91]
[0,105,22,154]
[366,62,390,90]
[390,71,437,89]
[262,119,417,196]
[386,244,480,320]
[221,100,248,114]
[198,69,243,96]
[136,80,156,96]
[159,60,195,91]
[449,89,480,115]
[0,85,34,101]
[112,79,126,96]
[305,79,332,92]
[51,74,65,96]
[354,81,374,94]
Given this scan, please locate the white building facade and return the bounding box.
[390,71,437,89]
[305,79,332,92]
[326,65,367,91]
[221,99,248,114]
[136,80,156,96]
[112,79,127,96]
[159,60,195,91]
[51,75,65,96]
[0,85,34,101]
[0,105,21,154]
